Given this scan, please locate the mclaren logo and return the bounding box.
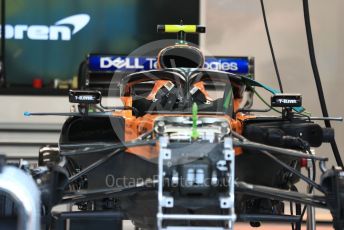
[0,14,90,41]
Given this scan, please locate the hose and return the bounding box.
[302,0,343,167]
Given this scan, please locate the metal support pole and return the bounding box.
[306,152,316,230]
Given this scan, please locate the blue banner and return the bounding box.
[88,55,251,74]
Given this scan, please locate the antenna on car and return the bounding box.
[157,21,206,44]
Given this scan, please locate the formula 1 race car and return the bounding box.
[1,20,344,230]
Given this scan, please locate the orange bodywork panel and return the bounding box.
[146,80,170,101]
[192,82,213,102]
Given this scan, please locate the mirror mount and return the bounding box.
[69,90,102,116]
[271,93,302,120]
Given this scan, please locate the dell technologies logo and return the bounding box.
[100,57,156,69]
[99,56,241,71]
[0,14,90,41]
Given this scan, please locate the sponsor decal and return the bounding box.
[277,99,298,104]
[89,55,251,74]
[74,95,95,101]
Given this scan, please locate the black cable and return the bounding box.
[302,0,343,167]
[260,0,284,93]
